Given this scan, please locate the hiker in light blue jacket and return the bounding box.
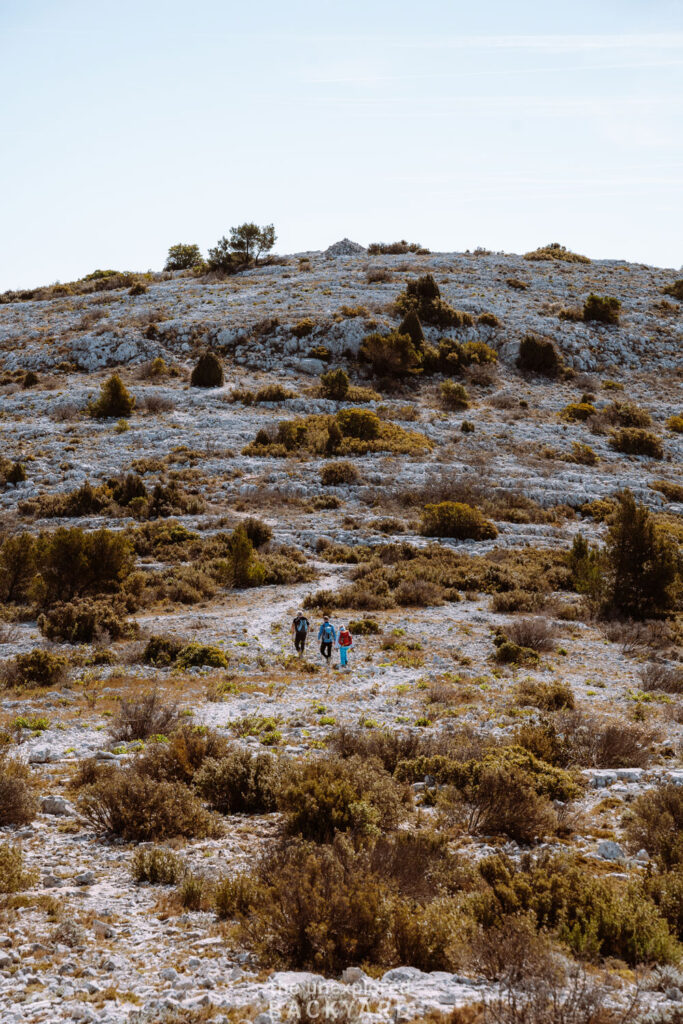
[318,616,337,664]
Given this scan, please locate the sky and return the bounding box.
[1,0,682,289]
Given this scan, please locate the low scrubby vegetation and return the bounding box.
[523,242,590,264]
[243,409,432,457]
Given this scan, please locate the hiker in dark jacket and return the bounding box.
[291,611,310,655]
[318,616,337,664]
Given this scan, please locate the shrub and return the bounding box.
[359,331,421,378]
[320,368,349,400]
[227,222,276,265]
[609,427,663,458]
[605,400,652,428]
[395,274,465,329]
[243,516,273,548]
[336,407,381,440]
[625,784,683,869]
[6,462,26,484]
[320,461,359,486]
[0,841,37,893]
[563,714,654,769]
[110,692,180,742]
[78,767,222,841]
[560,402,595,422]
[38,597,135,643]
[396,746,579,803]
[663,279,683,300]
[0,532,35,603]
[32,526,133,606]
[190,350,223,387]
[128,280,147,296]
[194,749,279,814]
[505,617,557,653]
[477,312,500,328]
[523,243,590,264]
[368,240,428,255]
[22,371,39,388]
[516,680,575,711]
[278,755,409,843]
[241,835,393,972]
[639,663,683,694]
[9,649,68,688]
[0,753,38,825]
[175,643,229,669]
[397,309,425,348]
[142,634,182,666]
[420,502,497,540]
[164,243,203,271]
[517,335,562,377]
[605,489,678,618]
[440,381,469,410]
[583,293,621,325]
[494,640,539,667]
[226,524,266,588]
[131,846,185,884]
[88,374,135,418]
[347,618,381,635]
[136,724,231,785]
[472,853,678,966]
[667,415,683,433]
[452,762,558,842]
[506,277,529,290]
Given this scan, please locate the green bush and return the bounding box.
[517,334,562,377]
[524,242,590,263]
[472,852,679,965]
[23,371,39,388]
[226,524,266,588]
[0,753,38,825]
[395,274,466,329]
[609,427,663,458]
[442,761,558,842]
[88,374,135,419]
[347,618,381,636]
[359,331,421,378]
[336,408,381,440]
[605,400,652,428]
[667,414,683,433]
[420,502,497,540]
[663,279,683,301]
[0,841,37,893]
[6,462,26,484]
[583,293,621,324]
[440,380,469,410]
[38,597,135,643]
[0,532,35,603]
[605,490,678,619]
[560,402,595,422]
[164,243,203,271]
[78,767,222,841]
[397,309,425,348]
[194,749,279,814]
[247,836,393,972]
[131,846,185,884]
[242,516,273,548]
[32,526,134,607]
[10,649,68,688]
[279,755,409,843]
[396,746,580,802]
[190,350,224,388]
[625,783,683,869]
[175,643,229,669]
[368,240,428,255]
[320,368,349,400]
[320,461,359,486]
[422,338,497,376]
[143,634,182,666]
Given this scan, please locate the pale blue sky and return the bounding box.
[1,0,682,289]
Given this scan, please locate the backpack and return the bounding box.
[294,616,308,636]
[321,622,334,642]
[338,629,351,647]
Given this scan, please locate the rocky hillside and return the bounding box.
[0,242,681,1024]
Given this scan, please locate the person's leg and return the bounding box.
[340,646,347,667]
